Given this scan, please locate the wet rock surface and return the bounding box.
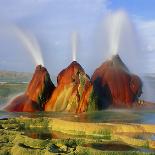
[91,55,142,108]
[45,61,96,113]
[4,65,55,112]
[4,57,145,113]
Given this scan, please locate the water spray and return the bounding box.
[101,10,129,58]
[101,10,145,74]
[108,11,124,56]
[72,32,77,61]
[13,26,44,66]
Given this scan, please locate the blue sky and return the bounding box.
[0,0,155,75]
[110,0,155,20]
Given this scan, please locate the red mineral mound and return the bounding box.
[45,61,97,113]
[4,65,55,112]
[91,55,142,108]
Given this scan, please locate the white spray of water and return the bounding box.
[98,10,154,102]
[103,11,127,56]
[98,10,145,74]
[72,32,77,61]
[108,12,123,55]
[13,26,44,66]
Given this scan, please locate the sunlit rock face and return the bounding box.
[45,61,97,113]
[91,55,142,108]
[5,65,55,112]
[25,65,55,108]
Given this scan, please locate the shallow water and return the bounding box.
[0,109,155,124]
[119,132,155,141]
[0,77,155,124]
[85,143,138,151]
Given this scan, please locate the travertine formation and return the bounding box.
[4,65,55,112]
[91,55,142,108]
[5,55,143,112]
[45,61,96,113]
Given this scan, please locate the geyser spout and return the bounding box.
[36,64,43,70]
[71,32,78,61]
[99,10,144,74]
[101,10,132,58]
[13,26,44,66]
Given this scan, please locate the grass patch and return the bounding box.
[93,129,111,140]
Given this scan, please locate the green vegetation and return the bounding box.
[142,140,149,149]
[19,117,49,128]
[87,89,98,112]
[0,127,78,154]
[0,117,50,130]
[93,129,111,140]
[79,73,86,98]
[79,73,86,88]
[12,135,49,149]
[11,144,45,155]
[0,117,155,155]
[37,73,54,110]
[0,118,23,130]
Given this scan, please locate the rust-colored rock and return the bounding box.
[4,65,55,112]
[45,61,96,113]
[91,55,142,108]
[4,94,39,112]
[5,55,142,112]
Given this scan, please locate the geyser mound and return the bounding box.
[91,54,142,108]
[45,61,97,113]
[4,65,55,112]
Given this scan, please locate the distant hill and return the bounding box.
[0,70,32,83]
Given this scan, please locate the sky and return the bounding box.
[0,0,155,76]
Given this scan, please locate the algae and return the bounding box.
[87,89,98,112]
[0,117,155,155]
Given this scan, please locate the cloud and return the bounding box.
[135,18,155,50]
[0,0,108,21]
[134,17,155,73]
[0,0,51,20]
